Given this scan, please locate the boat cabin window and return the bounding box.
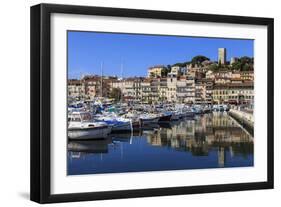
[71,114,81,122]
[80,113,92,121]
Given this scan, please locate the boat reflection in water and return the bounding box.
[67,112,253,175]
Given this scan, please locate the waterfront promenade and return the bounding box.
[229,108,254,134]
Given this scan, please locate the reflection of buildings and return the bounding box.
[146,113,253,166]
[218,147,225,167]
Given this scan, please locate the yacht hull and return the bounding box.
[140,117,160,125]
[158,114,172,122]
[111,123,132,132]
[68,126,111,140]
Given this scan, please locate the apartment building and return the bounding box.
[212,82,254,104]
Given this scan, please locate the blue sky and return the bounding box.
[68,31,253,79]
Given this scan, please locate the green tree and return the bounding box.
[172,61,191,68]
[231,56,254,71]
[166,64,172,72]
[109,88,122,102]
[208,64,219,71]
[161,67,170,77]
[150,72,155,78]
[218,60,222,69]
[241,64,250,71]
[183,61,192,66]
[240,56,253,65]
[173,62,185,67]
[231,61,242,71]
[191,55,210,66]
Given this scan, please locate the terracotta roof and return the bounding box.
[68,79,81,84]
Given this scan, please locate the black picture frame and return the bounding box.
[30,3,274,204]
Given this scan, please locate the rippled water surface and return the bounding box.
[67,112,253,175]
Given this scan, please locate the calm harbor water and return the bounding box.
[67,112,254,175]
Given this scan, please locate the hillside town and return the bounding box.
[68,48,254,106]
[67,32,255,175]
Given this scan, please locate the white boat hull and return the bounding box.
[68,126,111,140]
[140,117,159,125]
[111,122,132,132]
[184,111,195,117]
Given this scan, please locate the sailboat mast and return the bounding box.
[121,63,123,80]
[100,62,103,97]
[121,63,123,102]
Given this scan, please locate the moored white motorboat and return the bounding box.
[68,102,86,113]
[181,106,195,118]
[94,114,132,132]
[68,111,111,140]
[192,105,204,114]
[184,110,195,118]
[108,118,132,132]
[213,104,229,112]
[223,104,230,111]
[123,112,141,129]
[139,114,160,125]
[158,112,172,122]
[203,105,212,113]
